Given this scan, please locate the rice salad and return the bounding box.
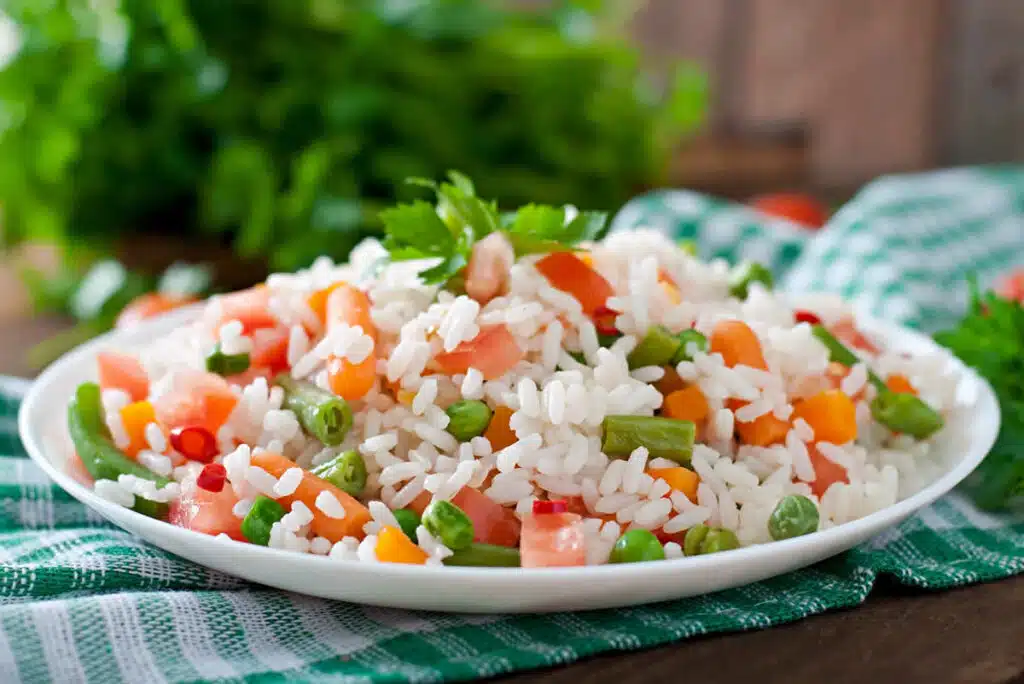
[67,174,960,568]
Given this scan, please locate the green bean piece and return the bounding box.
[683,524,710,556]
[205,345,251,376]
[609,529,666,563]
[241,496,287,546]
[443,543,521,567]
[67,382,171,519]
[672,329,709,365]
[601,415,696,464]
[701,528,740,554]
[728,261,774,299]
[310,450,368,497]
[810,325,885,390]
[568,350,588,366]
[445,400,493,442]
[422,500,474,550]
[276,374,353,446]
[597,332,621,348]
[768,494,820,540]
[392,508,421,542]
[627,326,682,369]
[870,391,945,439]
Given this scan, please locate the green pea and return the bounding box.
[445,400,492,442]
[392,508,421,542]
[683,524,710,556]
[672,329,709,365]
[627,326,682,369]
[310,450,367,497]
[241,496,287,546]
[768,494,820,540]
[422,499,474,550]
[609,529,666,563]
[701,528,740,554]
[728,261,774,299]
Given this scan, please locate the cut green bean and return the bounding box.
[310,450,367,497]
[628,326,682,369]
[672,329,709,365]
[241,496,287,546]
[810,325,885,389]
[276,373,353,446]
[601,415,695,464]
[205,345,251,376]
[67,382,171,519]
[445,400,493,442]
[422,500,474,550]
[443,543,521,567]
[728,261,774,299]
[392,508,421,542]
[870,391,945,439]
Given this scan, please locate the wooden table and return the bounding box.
[4,316,1022,684]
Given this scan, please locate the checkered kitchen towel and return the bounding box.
[2,167,1024,683]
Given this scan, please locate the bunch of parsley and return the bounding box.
[934,279,1024,511]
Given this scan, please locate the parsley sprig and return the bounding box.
[934,278,1024,511]
[379,171,607,285]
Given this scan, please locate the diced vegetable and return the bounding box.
[415,487,522,548]
[116,293,196,329]
[793,310,822,325]
[592,304,620,337]
[671,329,708,365]
[422,500,474,551]
[434,325,524,381]
[602,415,696,464]
[310,450,367,497]
[196,463,228,493]
[326,284,376,340]
[807,445,849,498]
[886,374,917,395]
[654,366,686,397]
[710,320,767,370]
[683,524,739,555]
[249,327,291,373]
[97,351,149,402]
[811,324,883,389]
[277,374,353,446]
[627,326,681,369]
[483,406,516,452]
[152,370,238,434]
[445,400,493,441]
[250,451,371,542]
[734,410,790,447]
[749,192,829,229]
[119,400,157,458]
[327,355,377,402]
[67,383,170,519]
[325,284,378,401]
[534,251,614,316]
[205,287,278,334]
[444,543,521,567]
[169,470,243,539]
[830,318,881,355]
[375,526,428,565]
[647,467,699,502]
[465,232,514,304]
[520,511,586,568]
[205,345,251,376]
[169,426,219,464]
[609,529,665,563]
[792,390,858,445]
[869,391,944,439]
[307,282,345,324]
[728,261,774,299]
[662,386,710,424]
[768,494,819,540]
[240,495,287,546]
[392,508,421,542]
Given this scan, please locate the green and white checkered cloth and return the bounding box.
[2,167,1024,683]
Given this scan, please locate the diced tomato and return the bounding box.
[535,251,614,316]
[520,511,586,568]
[153,370,238,434]
[451,487,521,547]
[250,327,291,373]
[592,305,620,336]
[830,318,880,355]
[116,293,196,330]
[168,471,244,540]
[806,445,849,498]
[205,287,278,334]
[793,310,822,325]
[434,325,524,381]
[749,193,830,229]
[97,351,149,402]
[996,270,1024,302]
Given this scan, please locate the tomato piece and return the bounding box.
[250,327,291,373]
[153,370,238,434]
[831,318,880,355]
[116,293,196,329]
[749,193,829,229]
[168,471,244,540]
[205,287,278,334]
[807,445,849,498]
[997,270,1024,302]
[535,251,614,316]
[520,511,586,568]
[434,325,523,381]
[97,351,149,402]
[451,487,521,548]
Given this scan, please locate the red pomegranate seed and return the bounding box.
[169,425,218,463]
[794,310,822,325]
[532,499,568,515]
[654,528,682,545]
[592,305,620,336]
[196,463,227,493]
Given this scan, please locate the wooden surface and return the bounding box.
[1,316,1021,684]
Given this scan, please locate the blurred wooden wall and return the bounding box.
[632,0,1024,198]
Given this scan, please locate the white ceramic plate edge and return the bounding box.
[18,310,1001,613]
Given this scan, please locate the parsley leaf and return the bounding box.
[504,205,608,255]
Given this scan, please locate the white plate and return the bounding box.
[19,309,1000,613]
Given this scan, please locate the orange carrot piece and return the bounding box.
[535,251,614,316]
[662,386,710,424]
[326,284,375,339]
[736,412,791,447]
[710,320,767,370]
[792,390,857,445]
[120,400,158,458]
[886,373,917,396]
[250,451,371,542]
[375,526,428,565]
[483,405,517,451]
[648,467,699,502]
[322,284,378,401]
[327,353,378,401]
[307,282,346,325]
